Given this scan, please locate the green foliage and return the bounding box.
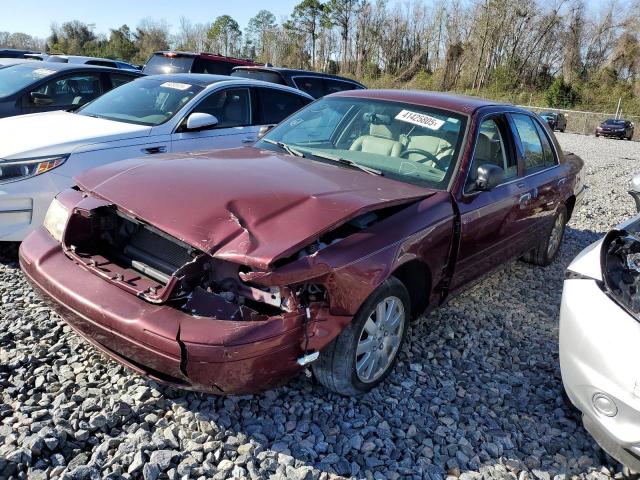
[545,77,579,108]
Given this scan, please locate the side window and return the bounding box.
[468,117,517,189]
[511,113,546,173]
[323,79,357,95]
[86,60,117,68]
[257,88,309,125]
[194,59,233,75]
[33,73,103,107]
[192,88,250,128]
[110,73,137,89]
[533,120,558,167]
[293,76,324,98]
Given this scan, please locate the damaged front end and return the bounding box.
[602,225,640,320]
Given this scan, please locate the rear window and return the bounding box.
[231,69,285,85]
[143,53,194,75]
[192,58,237,75]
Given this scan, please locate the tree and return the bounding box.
[246,10,277,61]
[134,18,170,64]
[104,25,137,61]
[208,15,242,56]
[545,77,579,108]
[327,0,362,72]
[292,0,325,68]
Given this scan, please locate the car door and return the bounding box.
[171,87,255,152]
[452,113,531,289]
[21,72,104,114]
[509,113,562,245]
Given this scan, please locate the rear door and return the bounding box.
[452,113,530,289]
[171,86,254,152]
[509,113,562,247]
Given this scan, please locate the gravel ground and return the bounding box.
[1,132,639,480]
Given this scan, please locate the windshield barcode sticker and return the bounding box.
[161,82,191,90]
[395,110,445,130]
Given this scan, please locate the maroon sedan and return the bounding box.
[19,91,585,395]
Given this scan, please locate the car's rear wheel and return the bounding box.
[522,204,567,266]
[312,277,410,396]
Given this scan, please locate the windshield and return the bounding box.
[77,77,204,126]
[603,119,625,125]
[0,64,58,98]
[143,54,194,75]
[257,97,467,189]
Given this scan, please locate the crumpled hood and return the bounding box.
[0,111,151,159]
[75,148,434,270]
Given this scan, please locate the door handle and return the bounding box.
[142,146,167,155]
[519,192,532,208]
[242,137,257,144]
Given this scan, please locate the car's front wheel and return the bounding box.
[522,204,567,266]
[312,277,410,396]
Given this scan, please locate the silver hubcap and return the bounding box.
[547,212,565,256]
[355,296,405,383]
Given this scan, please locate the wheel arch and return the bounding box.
[391,259,432,319]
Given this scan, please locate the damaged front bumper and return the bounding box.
[19,227,352,394]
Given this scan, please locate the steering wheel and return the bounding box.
[401,148,439,165]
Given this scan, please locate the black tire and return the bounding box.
[312,277,410,396]
[522,204,567,266]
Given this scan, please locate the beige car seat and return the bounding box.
[350,123,403,157]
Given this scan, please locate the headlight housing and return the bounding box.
[0,155,68,184]
[43,198,70,243]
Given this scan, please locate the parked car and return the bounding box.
[0,48,40,59]
[539,111,566,132]
[0,62,142,119]
[143,51,261,76]
[19,90,585,395]
[595,118,634,140]
[231,66,366,98]
[46,55,140,71]
[0,58,28,68]
[560,178,640,473]
[0,75,312,241]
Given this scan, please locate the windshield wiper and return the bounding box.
[309,151,383,176]
[263,139,305,158]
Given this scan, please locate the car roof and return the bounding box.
[4,61,138,74]
[328,89,505,115]
[48,55,114,62]
[142,73,314,95]
[233,66,364,84]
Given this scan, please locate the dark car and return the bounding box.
[46,55,141,71]
[20,90,585,396]
[539,111,567,132]
[596,118,634,140]
[0,62,142,118]
[231,66,366,98]
[0,48,40,59]
[143,51,261,76]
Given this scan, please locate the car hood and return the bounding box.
[0,111,151,159]
[75,148,435,270]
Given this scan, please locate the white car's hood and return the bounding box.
[0,111,151,159]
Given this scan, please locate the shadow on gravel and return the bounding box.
[0,242,19,266]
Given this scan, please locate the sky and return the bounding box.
[0,0,302,39]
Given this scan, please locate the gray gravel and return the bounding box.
[1,132,639,480]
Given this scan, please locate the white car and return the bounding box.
[0,74,313,240]
[560,194,640,472]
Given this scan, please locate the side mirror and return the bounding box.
[629,173,640,213]
[30,92,54,106]
[185,112,218,131]
[476,163,504,191]
[258,124,274,139]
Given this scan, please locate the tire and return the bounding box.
[312,277,410,396]
[522,204,567,266]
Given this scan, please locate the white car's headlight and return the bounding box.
[0,155,68,184]
[43,198,70,243]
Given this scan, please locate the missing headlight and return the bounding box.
[602,230,640,317]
